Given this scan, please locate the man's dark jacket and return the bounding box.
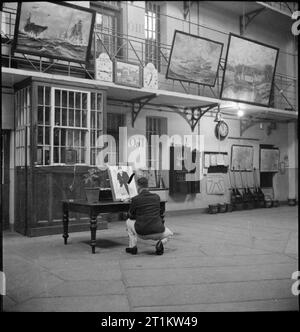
[128,189,165,235]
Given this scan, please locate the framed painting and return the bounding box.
[166,30,223,87]
[231,145,254,171]
[108,165,138,201]
[260,148,279,172]
[220,33,279,107]
[114,60,142,88]
[13,1,95,63]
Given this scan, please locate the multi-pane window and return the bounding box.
[36,86,103,166]
[91,2,121,59]
[37,86,51,165]
[53,89,89,164]
[145,1,161,71]
[15,87,31,166]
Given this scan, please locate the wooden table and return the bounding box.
[62,199,166,253]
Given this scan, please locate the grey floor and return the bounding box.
[3,206,298,312]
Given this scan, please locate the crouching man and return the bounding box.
[126,177,173,255]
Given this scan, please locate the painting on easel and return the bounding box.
[108,166,138,201]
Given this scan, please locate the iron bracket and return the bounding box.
[130,94,157,127]
[240,7,265,35]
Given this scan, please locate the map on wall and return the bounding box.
[231,145,254,171]
[260,148,279,172]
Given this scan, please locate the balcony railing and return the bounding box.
[1,4,297,112]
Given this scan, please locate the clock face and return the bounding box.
[215,121,229,140]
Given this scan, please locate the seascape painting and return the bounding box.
[14,2,95,63]
[166,30,223,86]
[221,34,279,107]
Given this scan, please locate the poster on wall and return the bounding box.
[166,30,223,87]
[260,148,279,172]
[220,33,279,107]
[114,60,142,88]
[108,165,138,201]
[231,145,254,171]
[144,63,158,89]
[95,53,113,82]
[13,1,95,63]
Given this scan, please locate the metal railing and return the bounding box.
[1,4,297,112]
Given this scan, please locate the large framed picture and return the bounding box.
[13,1,95,63]
[114,60,142,88]
[166,30,223,87]
[231,145,254,171]
[220,33,279,107]
[260,148,279,172]
[108,166,138,201]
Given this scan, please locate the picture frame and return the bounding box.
[260,148,280,172]
[114,60,142,88]
[108,165,138,201]
[13,1,96,63]
[166,30,224,87]
[231,145,254,171]
[220,33,279,107]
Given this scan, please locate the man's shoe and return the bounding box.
[125,246,138,255]
[155,240,164,255]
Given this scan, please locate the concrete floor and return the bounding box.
[3,206,298,312]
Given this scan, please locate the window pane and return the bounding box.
[54,147,59,163]
[45,87,51,105]
[45,127,50,145]
[38,106,43,124]
[61,129,66,147]
[76,93,81,108]
[68,109,74,127]
[55,90,61,107]
[82,110,87,127]
[69,92,74,108]
[38,86,44,105]
[97,93,102,110]
[44,147,50,165]
[91,111,96,129]
[55,107,60,126]
[45,106,50,125]
[62,90,67,108]
[91,93,95,110]
[62,108,67,126]
[75,110,81,127]
[82,93,87,109]
[54,128,60,146]
[37,126,43,145]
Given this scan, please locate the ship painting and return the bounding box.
[166,31,223,87]
[23,14,48,38]
[15,2,95,63]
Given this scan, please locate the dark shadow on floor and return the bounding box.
[82,238,125,248]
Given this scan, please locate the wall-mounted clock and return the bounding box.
[215,120,229,140]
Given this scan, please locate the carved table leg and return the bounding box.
[63,206,69,245]
[90,213,97,254]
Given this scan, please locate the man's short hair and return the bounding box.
[137,177,148,188]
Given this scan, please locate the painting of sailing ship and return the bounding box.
[14,2,95,63]
[166,30,223,87]
[221,33,279,107]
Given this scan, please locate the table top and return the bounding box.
[62,199,132,207]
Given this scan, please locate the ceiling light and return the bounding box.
[237,109,244,117]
